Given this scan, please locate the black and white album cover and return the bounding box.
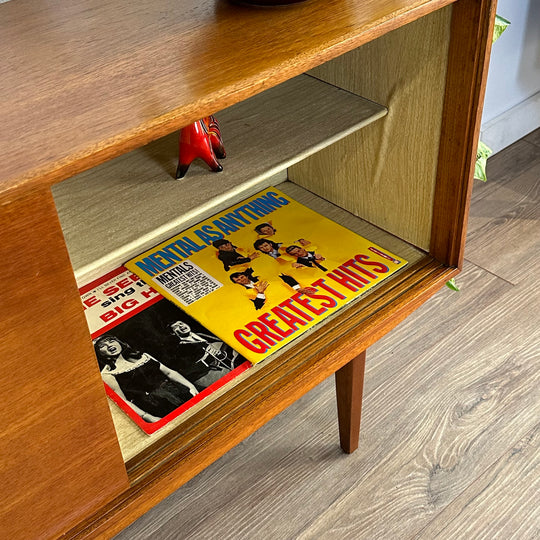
[80,266,250,434]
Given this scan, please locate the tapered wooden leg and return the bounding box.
[335,350,366,454]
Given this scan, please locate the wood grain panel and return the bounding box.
[289,6,452,249]
[430,0,497,267]
[416,424,540,539]
[0,189,128,539]
[0,0,455,195]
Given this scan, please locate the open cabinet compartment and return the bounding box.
[0,0,496,537]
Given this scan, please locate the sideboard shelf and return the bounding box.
[0,0,496,538]
[52,75,386,284]
[0,0,452,195]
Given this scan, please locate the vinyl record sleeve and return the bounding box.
[80,266,250,434]
[126,187,408,364]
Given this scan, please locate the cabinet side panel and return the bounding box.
[430,0,497,267]
[0,189,128,539]
[289,6,452,250]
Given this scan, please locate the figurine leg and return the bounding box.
[176,154,222,179]
[203,152,224,173]
[175,162,191,179]
[176,120,223,179]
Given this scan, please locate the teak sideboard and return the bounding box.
[0,0,496,538]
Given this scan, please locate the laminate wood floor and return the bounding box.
[115,129,540,540]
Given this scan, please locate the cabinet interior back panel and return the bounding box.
[289,6,452,250]
[52,75,386,285]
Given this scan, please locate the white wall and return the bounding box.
[481,0,540,153]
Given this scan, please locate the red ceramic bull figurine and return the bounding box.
[176,115,226,179]
[205,115,226,160]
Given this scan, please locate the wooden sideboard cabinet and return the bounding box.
[0,0,496,538]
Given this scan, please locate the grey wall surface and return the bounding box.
[481,0,540,152]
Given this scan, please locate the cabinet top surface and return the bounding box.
[0,0,451,194]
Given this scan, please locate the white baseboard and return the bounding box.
[480,91,540,154]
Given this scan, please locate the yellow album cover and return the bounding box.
[125,188,408,364]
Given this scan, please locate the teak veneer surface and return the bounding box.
[0,0,497,537]
[0,190,129,539]
[0,0,454,195]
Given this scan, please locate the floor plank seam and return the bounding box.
[292,482,364,540]
[520,137,540,150]
[462,258,515,286]
[524,133,540,149]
